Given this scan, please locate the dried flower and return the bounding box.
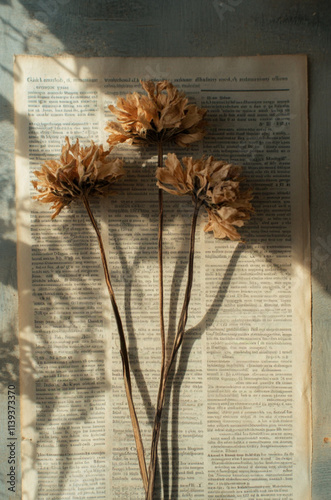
[32,137,125,218]
[204,207,250,240]
[156,153,253,240]
[105,80,207,147]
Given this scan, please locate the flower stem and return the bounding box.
[82,194,148,492]
[158,142,166,380]
[146,200,201,500]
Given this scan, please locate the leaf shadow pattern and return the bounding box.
[20,331,110,498]
[18,199,113,498]
[110,226,156,426]
[105,169,204,496]
[156,243,244,500]
[153,235,190,499]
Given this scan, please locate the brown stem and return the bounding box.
[147,141,166,498]
[82,194,148,492]
[158,142,166,379]
[146,200,201,500]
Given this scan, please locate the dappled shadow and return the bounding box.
[17,196,114,497]
[1,4,324,496]
[110,224,156,427]
[159,244,244,499]
[14,126,310,499]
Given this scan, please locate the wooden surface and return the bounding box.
[0,1,330,498]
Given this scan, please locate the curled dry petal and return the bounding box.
[32,137,125,218]
[105,80,207,147]
[156,153,253,240]
[156,153,193,195]
[204,205,251,241]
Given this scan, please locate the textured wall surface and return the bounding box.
[0,1,330,498]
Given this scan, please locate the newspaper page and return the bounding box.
[14,56,310,500]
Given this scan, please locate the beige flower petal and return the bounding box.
[157,153,253,240]
[106,80,206,147]
[32,138,125,218]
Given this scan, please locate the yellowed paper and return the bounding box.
[15,55,310,499]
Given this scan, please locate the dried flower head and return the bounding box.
[105,80,207,147]
[32,137,125,219]
[156,153,253,240]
